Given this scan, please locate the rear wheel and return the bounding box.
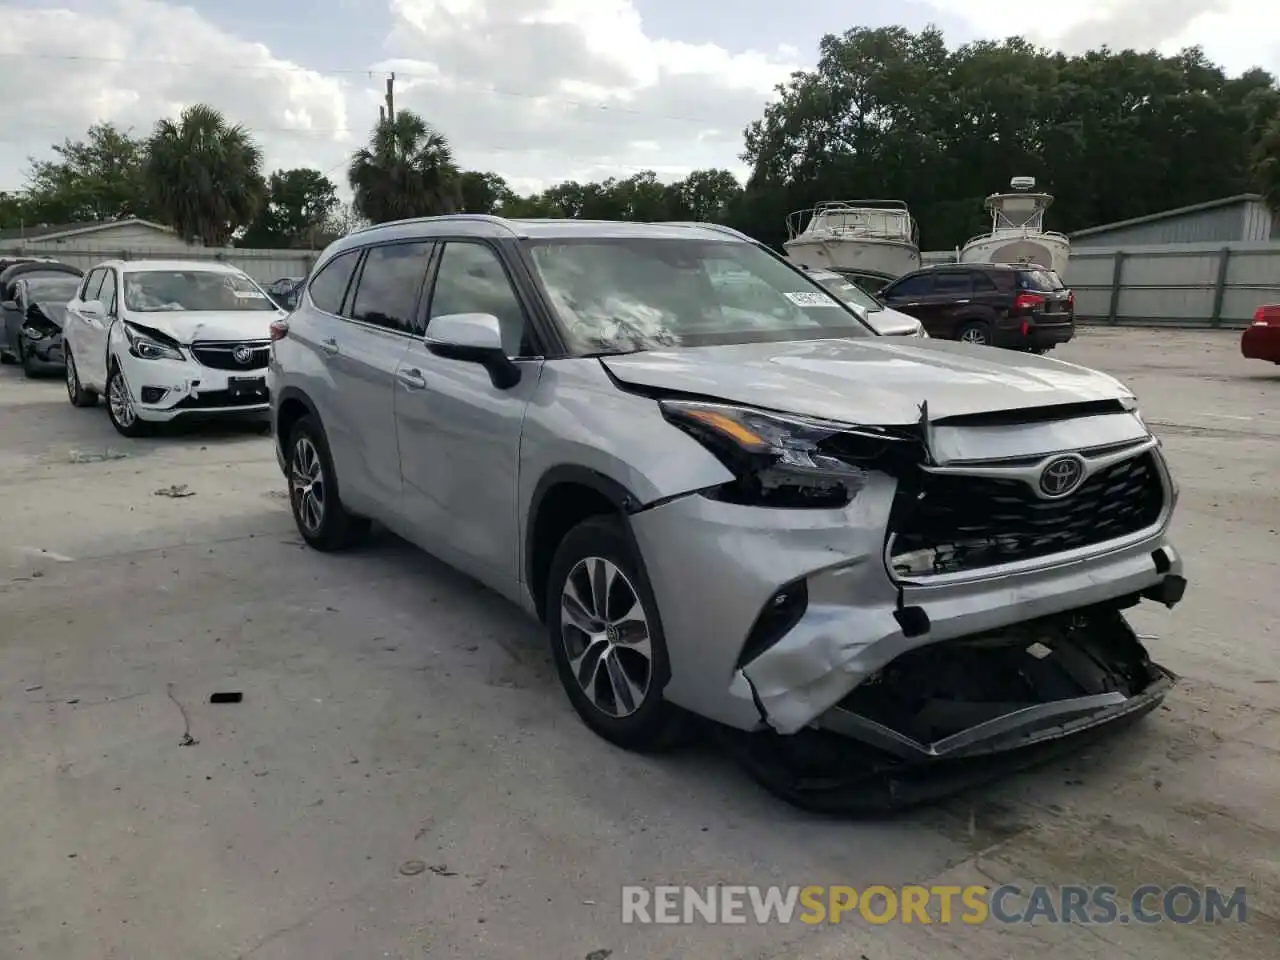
[286,415,369,550]
[957,321,991,346]
[545,515,685,751]
[65,350,97,407]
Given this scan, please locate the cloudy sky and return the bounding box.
[0,0,1275,198]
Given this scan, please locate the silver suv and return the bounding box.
[268,216,1186,805]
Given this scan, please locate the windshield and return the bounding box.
[25,277,82,302]
[807,272,883,312]
[527,238,874,354]
[122,270,276,312]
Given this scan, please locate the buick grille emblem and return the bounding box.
[1039,455,1086,498]
[232,344,254,364]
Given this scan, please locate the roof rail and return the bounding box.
[348,213,519,237]
[657,221,755,241]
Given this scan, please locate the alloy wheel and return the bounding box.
[108,369,136,428]
[961,327,987,344]
[65,353,78,401]
[290,436,326,534]
[559,557,653,717]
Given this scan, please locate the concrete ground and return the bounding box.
[0,328,1276,959]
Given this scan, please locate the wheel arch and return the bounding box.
[524,465,643,622]
[275,386,321,455]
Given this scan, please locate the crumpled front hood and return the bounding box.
[601,337,1133,425]
[123,309,283,344]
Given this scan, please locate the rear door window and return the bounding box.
[348,241,434,333]
[81,269,105,303]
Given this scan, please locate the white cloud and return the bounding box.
[376,0,799,188]
[0,0,352,194]
[0,0,1274,205]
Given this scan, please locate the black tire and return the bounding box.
[64,350,97,407]
[20,341,39,378]
[105,362,150,437]
[545,515,685,751]
[957,321,992,346]
[285,415,370,551]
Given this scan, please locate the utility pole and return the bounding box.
[385,74,395,122]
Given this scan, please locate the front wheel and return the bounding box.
[105,362,149,437]
[957,321,991,346]
[65,350,97,407]
[545,515,685,751]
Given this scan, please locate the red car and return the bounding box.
[1242,304,1280,364]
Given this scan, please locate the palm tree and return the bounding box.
[348,110,462,223]
[144,104,265,246]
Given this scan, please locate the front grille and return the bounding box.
[191,340,270,371]
[889,452,1164,576]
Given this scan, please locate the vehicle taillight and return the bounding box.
[1014,292,1045,311]
[1067,290,1075,308]
[269,319,289,341]
[1253,306,1273,326]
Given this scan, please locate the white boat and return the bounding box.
[783,200,920,281]
[959,177,1070,275]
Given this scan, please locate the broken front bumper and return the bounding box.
[629,460,1184,743]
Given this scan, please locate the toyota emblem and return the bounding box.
[232,344,254,364]
[1038,455,1086,498]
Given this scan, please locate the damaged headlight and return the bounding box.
[660,399,918,509]
[123,322,184,361]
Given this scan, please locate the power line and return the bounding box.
[0,52,727,126]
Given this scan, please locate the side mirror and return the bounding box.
[80,299,106,319]
[1,300,16,311]
[425,312,521,389]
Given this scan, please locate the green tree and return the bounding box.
[348,110,461,223]
[459,171,515,214]
[238,168,339,248]
[669,169,743,222]
[0,191,28,229]
[145,104,265,246]
[22,122,152,224]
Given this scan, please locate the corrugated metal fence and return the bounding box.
[0,245,319,283]
[922,241,1280,328]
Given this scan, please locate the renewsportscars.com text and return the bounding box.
[621,884,1248,925]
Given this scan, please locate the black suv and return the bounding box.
[877,262,1074,351]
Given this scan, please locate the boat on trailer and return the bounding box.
[783,200,921,284]
[959,177,1070,275]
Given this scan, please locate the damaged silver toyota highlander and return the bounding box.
[269,216,1186,810]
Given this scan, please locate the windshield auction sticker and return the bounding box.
[784,291,841,307]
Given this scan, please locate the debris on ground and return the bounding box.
[68,448,129,463]
[428,864,457,876]
[154,484,195,498]
[585,950,613,960]
[167,683,198,746]
[399,860,426,876]
[209,691,243,703]
[24,684,42,692]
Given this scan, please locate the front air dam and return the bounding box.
[713,603,1175,813]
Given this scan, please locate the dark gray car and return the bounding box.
[2,274,84,371]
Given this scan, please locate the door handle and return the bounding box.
[320,337,338,355]
[397,367,426,389]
